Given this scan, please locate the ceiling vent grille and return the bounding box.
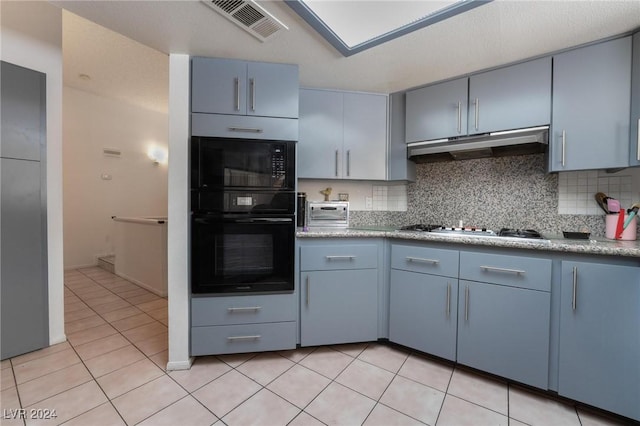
[202,0,288,41]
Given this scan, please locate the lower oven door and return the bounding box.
[191,215,295,294]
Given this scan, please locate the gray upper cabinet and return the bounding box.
[0,62,45,161]
[550,37,632,171]
[405,77,467,143]
[559,261,640,421]
[405,57,551,143]
[191,57,299,119]
[298,89,387,180]
[631,32,640,167]
[468,57,551,134]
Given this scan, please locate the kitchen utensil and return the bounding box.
[616,209,625,239]
[607,198,620,213]
[594,192,610,214]
[623,203,640,229]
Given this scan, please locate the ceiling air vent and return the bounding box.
[202,0,288,41]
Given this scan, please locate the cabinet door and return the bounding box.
[300,269,378,346]
[457,280,550,389]
[0,61,45,161]
[298,89,343,179]
[405,77,468,143]
[343,93,387,180]
[551,37,632,171]
[247,62,299,118]
[191,57,247,115]
[468,57,551,134]
[389,270,457,360]
[631,32,640,167]
[559,262,640,421]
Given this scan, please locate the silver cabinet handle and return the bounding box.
[249,78,256,111]
[474,98,479,131]
[346,150,351,177]
[561,130,566,167]
[456,101,462,134]
[480,265,525,275]
[234,77,240,111]
[637,118,640,162]
[572,266,578,311]
[335,150,339,177]
[406,257,440,264]
[227,306,261,312]
[228,127,263,133]
[326,255,355,260]
[464,285,469,322]
[446,283,451,318]
[227,335,261,341]
[306,275,310,306]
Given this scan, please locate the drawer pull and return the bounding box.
[228,126,264,133]
[572,266,578,311]
[326,256,355,261]
[407,257,440,264]
[227,306,262,313]
[480,265,525,275]
[227,335,261,341]
[446,283,451,318]
[464,285,469,322]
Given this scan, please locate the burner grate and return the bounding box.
[497,228,543,239]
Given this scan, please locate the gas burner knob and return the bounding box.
[481,228,487,232]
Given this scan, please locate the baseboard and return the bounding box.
[166,357,194,371]
[115,272,168,297]
[64,263,98,271]
[49,333,67,346]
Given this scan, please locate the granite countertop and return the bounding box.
[296,227,640,258]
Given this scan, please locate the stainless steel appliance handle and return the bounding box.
[637,118,640,162]
[326,255,355,260]
[306,275,310,306]
[474,98,479,131]
[249,78,255,111]
[457,101,462,134]
[234,77,240,111]
[227,335,261,341]
[406,257,439,264]
[346,150,351,177]
[561,130,566,167]
[335,150,339,177]
[227,306,261,312]
[235,218,293,223]
[228,127,263,133]
[480,265,525,275]
[446,283,451,318]
[572,266,578,311]
[465,285,469,322]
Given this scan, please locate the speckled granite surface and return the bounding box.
[352,154,639,238]
[296,228,640,258]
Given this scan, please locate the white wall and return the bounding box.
[63,87,168,268]
[1,1,65,345]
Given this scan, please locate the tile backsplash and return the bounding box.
[558,170,634,215]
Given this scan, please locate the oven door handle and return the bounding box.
[234,218,293,223]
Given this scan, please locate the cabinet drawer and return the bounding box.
[191,113,298,141]
[191,322,296,356]
[460,252,551,292]
[300,244,377,271]
[391,244,459,277]
[191,293,296,326]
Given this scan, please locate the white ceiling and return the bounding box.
[54,0,640,115]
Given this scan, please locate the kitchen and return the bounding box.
[2,1,640,425]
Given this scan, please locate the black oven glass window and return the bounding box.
[217,234,273,275]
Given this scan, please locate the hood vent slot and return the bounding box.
[407,126,549,163]
[202,0,288,41]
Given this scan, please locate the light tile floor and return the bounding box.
[0,267,631,425]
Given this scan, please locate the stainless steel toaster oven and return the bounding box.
[306,201,349,228]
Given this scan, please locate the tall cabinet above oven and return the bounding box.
[189,57,299,356]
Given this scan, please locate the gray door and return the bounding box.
[1,61,48,360]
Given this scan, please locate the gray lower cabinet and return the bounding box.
[631,31,640,167]
[389,244,459,360]
[1,61,48,360]
[550,36,632,171]
[298,89,387,180]
[190,294,296,355]
[558,261,640,421]
[299,242,379,346]
[457,252,552,389]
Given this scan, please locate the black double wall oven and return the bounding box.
[191,137,296,294]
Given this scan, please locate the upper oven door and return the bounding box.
[191,137,295,191]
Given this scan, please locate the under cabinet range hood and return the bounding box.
[407,126,549,163]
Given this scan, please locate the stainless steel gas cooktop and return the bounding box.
[399,224,549,242]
